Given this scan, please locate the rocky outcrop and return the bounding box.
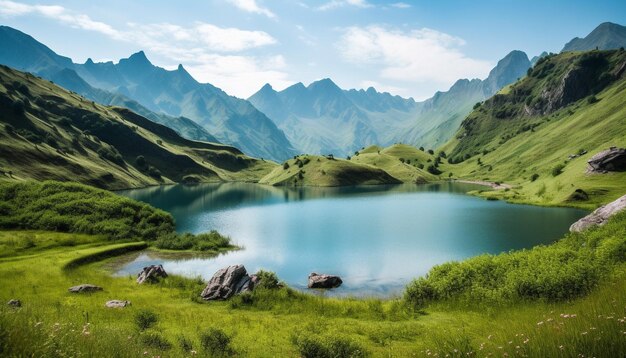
[136,265,167,284]
[7,299,21,307]
[105,300,131,308]
[308,273,343,289]
[570,194,626,232]
[587,147,626,172]
[68,284,102,293]
[200,265,259,301]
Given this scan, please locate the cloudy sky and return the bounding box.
[1,0,625,100]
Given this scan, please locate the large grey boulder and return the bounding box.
[105,300,131,308]
[136,264,167,284]
[200,265,259,300]
[587,147,626,172]
[308,273,343,289]
[570,194,626,232]
[68,284,102,293]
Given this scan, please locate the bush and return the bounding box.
[4,124,15,134]
[140,332,171,350]
[178,335,193,353]
[283,162,290,170]
[404,212,626,307]
[427,165,442,175]
[530,173,539,182]
[0,181,175,241]
[97,146,125,166]
[147,165,161,179]
[135,310,158,331]
[293,334,368,358]
[427,149,434,155]
[199,328,234,356]
[135,155,146,168]
[256,270,280,290]
[154,231,231,252]
[551,163,565,177]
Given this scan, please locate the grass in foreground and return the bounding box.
[0,216,625,357]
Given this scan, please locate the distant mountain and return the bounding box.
[249,79,417,156]
[562,22,626,52]
[0,25,296,161]
[398,50,531,148]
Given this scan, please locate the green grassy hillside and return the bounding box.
[0,65,275,190]
[441,49,626,208]
[350,144,437,183]
[259,154,402,186]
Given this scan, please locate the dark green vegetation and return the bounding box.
[0,26,297,161]
[441,49,626,208]
[0,65,276,190]
[406,210,626,307]
[0,181,233,253]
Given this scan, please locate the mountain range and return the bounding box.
[562,22,626,52]
[0,26,296,162]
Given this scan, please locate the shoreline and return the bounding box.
[454,179,513,190]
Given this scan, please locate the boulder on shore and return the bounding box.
[105,300,131,308]
[308,273,343,289]
[136,264,167,284]
[68,284,102,293]
[587,147,626,172]
[7,299,21,308]
[200,265,259,300]
[570,194,626,232]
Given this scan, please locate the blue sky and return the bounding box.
[1,0,625,99]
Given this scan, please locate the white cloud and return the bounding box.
[227,0,276,18]
[337,25,492,89]
[318,0,372,11]
[0,0,121,38]
[390,2,411,9]
[0,1,288,98]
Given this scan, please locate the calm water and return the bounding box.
[115,182,587,296]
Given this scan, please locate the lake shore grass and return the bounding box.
[0,222,625,357]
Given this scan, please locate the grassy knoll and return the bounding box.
[259,154,402,186]
[0,65,275,190]
[436,50,626,209]
[0,221,625,357]
[350,144,437,183]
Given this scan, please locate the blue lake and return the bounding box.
[115,182,587,296]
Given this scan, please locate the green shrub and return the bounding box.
[199,328,234,356]
[293,334,368,358]
[256,270,280,289]
[404,212,626,307]
[0,181,174,241]
[140,332,171,350]
[154,231,231,252]
[530,173,539,182]
[178,335,193,353]
[427,165,442,175]
[551,163,565,176]
[135,310,158,331]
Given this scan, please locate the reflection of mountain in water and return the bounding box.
[118,182,486,217]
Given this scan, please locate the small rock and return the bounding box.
[105,300,131,308]
[570,194,626,232]
[136,264,167,284]
[200,264,259,300]
[7,299,21,308]
[308,273,343,289]
[68,284,103,293]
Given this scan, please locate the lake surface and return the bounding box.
[115,182,587,296]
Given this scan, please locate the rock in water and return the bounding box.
[570,194,626,232]
[200,265,259,300]
[105,300,131,308]
[308,273,343,289]
[587,147,626,172]
[7,299,21,307]
[68,284,103,293]
[136,264,167,284]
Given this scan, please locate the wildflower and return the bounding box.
[523,338,529,344]
[537,321,544,325]
[143,352,148,356]
[559,345,564,350]
[547,318,553,322]
[34,321,43,327]
[571,314,577,318]
[581,331,588,335]
[487,335,492,340]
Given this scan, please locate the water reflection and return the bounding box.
[116,183,587,297]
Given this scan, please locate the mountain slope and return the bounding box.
[562,22,626,52]
[0,25,296,162]
[400,50,531,148]
[0,65,275,190]
[442,49,626,208]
